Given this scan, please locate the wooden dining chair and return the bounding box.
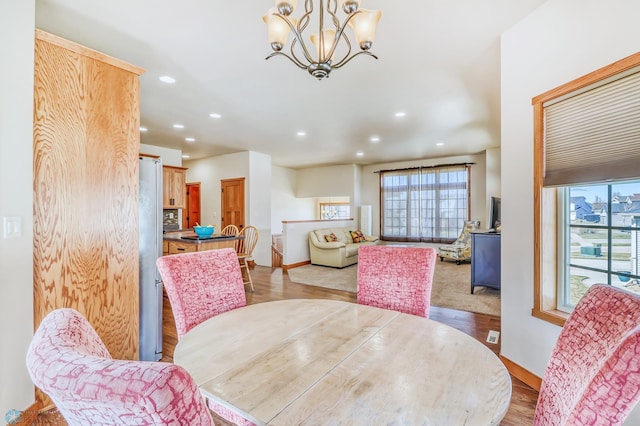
[533,284,640,426]
[357,245,437,318]
[26,308,214,426]
[221,224,239,236]
[237,225,259,292]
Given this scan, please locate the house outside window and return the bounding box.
[380,165,470,243]
[532,52,640,326]
[558,182,640,313]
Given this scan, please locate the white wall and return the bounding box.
[485,147,501,220]
[185,152,249,230]
[360,153,488,234]
[247,151,272,266]
[0,0,36,416]
[271,166,315,233]
[140,144,182,167]
[296,165,358,198]
[185,151,272,266]
[501,0,640,423]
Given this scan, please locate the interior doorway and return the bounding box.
[183,182,201,229]
[221,178,245,231]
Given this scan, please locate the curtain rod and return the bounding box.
[373,162,475,173]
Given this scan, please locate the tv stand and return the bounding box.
[470,231,501,294]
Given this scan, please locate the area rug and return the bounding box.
[286,261,500,316]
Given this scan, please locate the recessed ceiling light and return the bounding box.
[436,142,445,146]
[297,131,306,137]
[173,124,185,129]
[209,113,222,119]
[356,152,364,157]
[370,136,380,143]
[185,137,195,142]
[159,75,176,84]
[182,154,190,159]
[395,111,406,118]
[139,127,148,132]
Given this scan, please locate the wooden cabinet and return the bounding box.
[163,166,187,208]
[471,232,501,294]
[33,29,144,374]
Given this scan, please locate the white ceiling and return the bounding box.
[35,0,547,169]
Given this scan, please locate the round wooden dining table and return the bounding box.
[173,299,512,425]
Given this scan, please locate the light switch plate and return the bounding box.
[3,216,22,238]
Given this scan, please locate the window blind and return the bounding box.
[543,67,640,186]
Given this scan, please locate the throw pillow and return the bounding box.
[350,230,365,243]
[324,233,339,242]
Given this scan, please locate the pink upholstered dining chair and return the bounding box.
[156,247,246,340]
[157,248,255,426]
[534,284,640,426]
[26,308,213,426]
[357,245,437,318]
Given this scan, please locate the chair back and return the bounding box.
[26,308,213,426]
[455,219,479,244]
[156,248,246,339]
[534,284,640,426]
[238,225,259,258]
[357,245,437,318]
[221,224,239,236]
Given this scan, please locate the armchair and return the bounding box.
[438,220,480,265]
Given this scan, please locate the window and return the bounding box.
[533,52,640,326]
[380,165,470,243]
[320,203,350,220]
[557,182,640,313]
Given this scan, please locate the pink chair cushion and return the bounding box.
[357,245,437,318]
[156,248,246,339]
[26,308,213,425]
[534,284,640,425]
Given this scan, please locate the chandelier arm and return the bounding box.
[324,6,353,66]
[318,0,326,62]
[328,10,364,68]
[332,50,378,69]
[274,12,315,65]
[265,51,307,69]
[289,40,310,68]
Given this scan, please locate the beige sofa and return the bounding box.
[308,227,378,268]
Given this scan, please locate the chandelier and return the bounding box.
[263,0,382,80]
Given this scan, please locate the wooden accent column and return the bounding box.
[33,29,144,378]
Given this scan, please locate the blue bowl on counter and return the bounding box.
[193,225,215,238]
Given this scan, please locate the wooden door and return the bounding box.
[183,183,201,229]
[221,178,245,230]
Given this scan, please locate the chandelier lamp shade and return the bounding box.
[263,0,382,80]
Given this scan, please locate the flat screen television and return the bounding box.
[489,196,501,230]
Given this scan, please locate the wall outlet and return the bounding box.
[487,330,500,344]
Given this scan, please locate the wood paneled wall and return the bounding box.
[33,30,144,374]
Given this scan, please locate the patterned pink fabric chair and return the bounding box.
[26,308,213,425]
[157,248,254,426]
[357,245,437,318]
[534,284,640,426]
[156,247,247,340]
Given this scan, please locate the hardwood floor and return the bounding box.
[162,265,538,425]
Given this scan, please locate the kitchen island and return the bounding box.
[162,231,241,256]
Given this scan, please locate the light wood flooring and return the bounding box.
[162,265,538,425]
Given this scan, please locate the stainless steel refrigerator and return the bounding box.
[139,155,163,361]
